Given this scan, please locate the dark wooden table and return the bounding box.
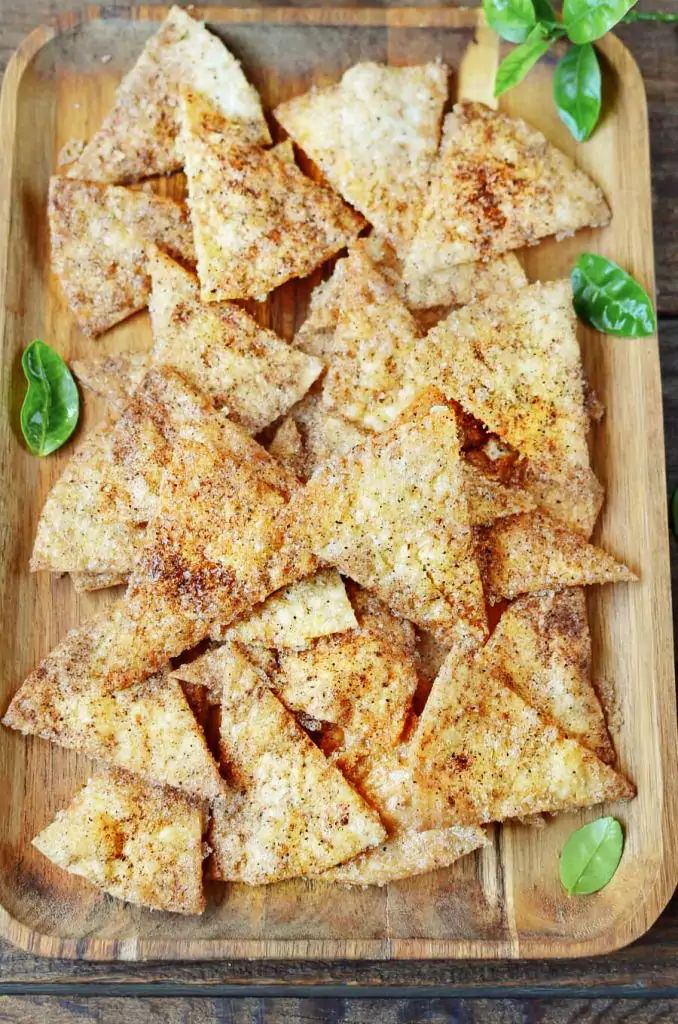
[1,1,677,1020]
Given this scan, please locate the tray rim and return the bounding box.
[0,3,676,963]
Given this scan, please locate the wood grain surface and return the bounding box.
[0,0,677,1015]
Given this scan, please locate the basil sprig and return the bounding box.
[484,0,678,141]
[20,340,80,456]
[559,817,624,896]
[571,253,656,338]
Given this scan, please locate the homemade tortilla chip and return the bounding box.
[481,590,613,762]
[33,770,206,915]
[71,353,152,409]
[2,617,224,800]
[208,646,386,883]
[463,463,535,525]
[49,177,195,337]
[71,570,128,592]
[288,388,487,648]
[66,5,270,183]
[275,62,448,248]
[148,249,322,432]
[285,392,367,479]
[476,511,636,603]
[179,88,364,302]
[409,649,634,829]
[268,417,307,479]
[402,101,610,299]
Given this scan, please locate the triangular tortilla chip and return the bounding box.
[30,368,213,577]
[2,617,224,800]
[481,590,613,762]
[66,6,270,183]
[319,824,488,886]
[48,177,195,337]
[522,462,604,539]
[71,570,128,592]
[284,392,367,480]
[268,417,307,478]
[409,648,634,828]
[179,88,364,302]
[103,410,316,688]
[402,101,610,299]
[33,770,205,914]
[208,645,386,883]
[463,463,535,524]
[71,353,152,409]
[288,388,487,648]
[274,62,448,248]
[148,249,322,432]
[476,511,636,603]
[210,569,357,646]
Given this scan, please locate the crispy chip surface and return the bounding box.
[67,6,270,183]
[179,89,364,302]
[409,649,634,828]
[275,62,448,247]
[49,177,195,337]
[289,389,487,647]
[209,646,386,883]
[476,512,636,602]
[148,249,322,432]
[2,620,224,799]
[72,353,152,409]
[481,590,613,762]
[402,102,610,298]
[33,770,205,914]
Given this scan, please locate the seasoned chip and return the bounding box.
[319,824,488,886]
[268,417,306,478]
[33,770,205,914]
[2,618,224,800]
[463,463,535,524]
[402,101,610,299]
[288,389,487,648]
[212,569,357,647]
[275,62,448,247]
[293,262,351,360]
[72,353,152,409]
[179,88,364,303]
[148,249,322,432]
[286,392,367,479]
[48,177,195,337]
[522,462,604,539]
[409,649,634,828]
[476,512,636,603]
[481,590,613,762]
[208,646,386,883]
[71,570,128,592]
[66,6,270,183]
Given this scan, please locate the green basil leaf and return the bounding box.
[563,0,637,44]
[553,43,601,142]
[483,0,536,43]
[559,817,624,895]
[20,340,79,457]
[571,253,656,337]
[494,22,554,97]
[671,486,678,538]
[532,0,558,26]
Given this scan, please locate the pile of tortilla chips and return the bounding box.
[7,8,637,915]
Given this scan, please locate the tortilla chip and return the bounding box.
[179,88,364,303]
[268,417,307,478]
[463,463,535,524]
[2,619,224,800]
[33,770,205,914]
[409,648,634,828]
[211,569,357,646]
[208,646,386,883]
[522,463,604,539]
[48,177,195,337]
[104,410,316,688]
[319,824,488,886]
[274,62,448,248]
[481,590,613,762]
[71,570,128,592]
[148,248,322,432]
[285,392,367,479]
[402,101,610,299]
[476,511,636,603]
[293,262,351,360]
[66,6,270,183]
[288,388,487,648]
[71,353,152,409]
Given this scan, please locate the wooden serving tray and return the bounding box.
[0,4,676,962]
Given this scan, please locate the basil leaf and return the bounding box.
[20,340,79,457]
[553,43,601,142]
[671,486,678,538]
[483,0,536,43]
[559,817,624,896]
[571,253,656,337]
[563,0,638,44]
[494,22,554,97]
[533,0,559,27]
